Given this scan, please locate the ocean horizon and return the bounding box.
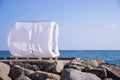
[0,50,120,66]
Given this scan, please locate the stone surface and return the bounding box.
[29,72,40,80]
[103,78,113,80]
[100,63,120,79]
[70,57,85,63]
[95,59,105,65]
[38,61,64,74]
[85,68,107,79]
[30,70,60,80]
[0,62,11,80]
[14,62,24,67]
[9,65,24,80]
[89,59,99,67]
[0,62,10,75]
[15,75,31,80]
[37,71,60,80]
[64,62,85,71]
[82,60,97,69]
[24,68,35,77]
[44,62,56,72]
[32,65,40,71]
[24,63,39,71]
[52,61,64,73]
[61,68,101,80]
[12,64,35,77]
[37,61,53,71]
[0,73,11,80]
[0,58,119,80]
[46,78,56,80]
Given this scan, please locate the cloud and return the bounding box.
[104,23,119,28]
[85,28,97,33]
[111,24,119,28]
[87,28,97,32]
[85,23,119,33]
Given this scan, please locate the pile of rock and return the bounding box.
[0,57,120,80]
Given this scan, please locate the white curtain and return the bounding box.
[8,21,59,57]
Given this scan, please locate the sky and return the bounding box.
[0,0,120,50]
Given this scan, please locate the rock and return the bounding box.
[0,62,11,80]
[61,68,101,80]
[32,65,40,71]
[46,78,56,80]
[82,60,97,69]
[100,63,120,80]
[103,78,113,80]
[71,57,85,62]
[37,61,52,71]
[24,63,31,69]
[65,60,95,70]
[12,64,35,77]
[30,70,60,80]
[24,68,35,77]
[95,59,105,65]
[37,70,60,80]
[9,65,24,80]
[85,68,107,79]
[52,61,64,73]
[25,63,40,71]
[68,61,83,66]
[40,61,64,74]
[15,75,31,80]
[0,73,11,80]
[44,62,56,72]
[0,62,10,75]
[14,62,24,67]
[29,72,40,80]
[89,59,99,67]
[64,63,85,71]
[64,61,85,71]
[82,59,100,68]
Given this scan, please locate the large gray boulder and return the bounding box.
[85,68,107,79]
[61,68,101,80]
[100,63,120,80]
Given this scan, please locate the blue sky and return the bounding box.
[0,0,120,50]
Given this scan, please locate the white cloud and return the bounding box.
[111,24,119,28]
[104,23,119,28]
[86,23,119,33]
[87,28,97,32]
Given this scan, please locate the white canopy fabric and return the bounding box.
[8,21,59,57]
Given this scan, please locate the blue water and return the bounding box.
[0,50,120,66]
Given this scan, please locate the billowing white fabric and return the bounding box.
[8,21,59,57]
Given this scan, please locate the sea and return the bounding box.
[0,50,120,66]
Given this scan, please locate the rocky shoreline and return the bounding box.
[0,57,120,80]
